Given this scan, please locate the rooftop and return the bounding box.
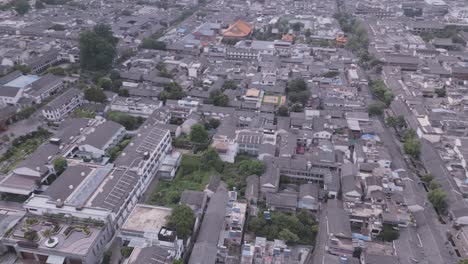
[4,75,39,88]
[121,204,172,233]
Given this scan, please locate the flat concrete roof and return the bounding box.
[122,204,172,233]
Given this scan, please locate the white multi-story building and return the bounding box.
[42,88,83,121]
[110,96,162,117]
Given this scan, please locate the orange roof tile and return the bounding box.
[223,20,253,38]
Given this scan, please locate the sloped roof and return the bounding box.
[223,20,252,38]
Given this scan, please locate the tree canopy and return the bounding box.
[14,1,30,15]
[277,105,289,117]
[53,158,67,174]
[287,78,310,105]
[189,124,209,144]
[222,79,237,90]
[79,24,117,72]
[428,188,448,214]
[368,101,386,116]
[84,87,107,103]
[208,89,229,107]
[159,82,186,102]
[166,204,194,239]
[200,148,223,172]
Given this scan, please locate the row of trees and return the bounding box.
[421,174,449,214]
[368,80,394,116]
[334,12,381,71]
[402,129,421,159]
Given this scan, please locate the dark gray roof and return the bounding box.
[206,175,221,192]
[30,74,62,91]
[81,121,124,150]
[299,183,319,199]
[43,165,92,202]
[0,85,21,97]
[327,199,352,238]
[245,175,259,200]
[266,192,298,208]
[45,88,82,110]
[131,245,173,264]
[180,190,207,210]
[195,189,228,244]
[0,71,22,85]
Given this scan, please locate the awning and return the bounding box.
[46,255,65,264]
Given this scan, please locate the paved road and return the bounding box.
[311,203,328,264]
[376,118,457,264]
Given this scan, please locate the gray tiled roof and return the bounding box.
[45,88,82,110]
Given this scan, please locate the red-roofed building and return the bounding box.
[223,20,253,40]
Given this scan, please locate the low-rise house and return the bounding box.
[119,204,183,259]
[298,183,319,211]
[189,190,229,264]
[27,74,64,104]
[76,121,126,161]
[157,151,182,179]
[265,192,298,213]
[42,88,83,121]
[110,97,162,117]
[180,190,208,232]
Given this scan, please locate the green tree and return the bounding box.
[208,89,229,107]
[42,228,54,243]
[160,82,186,101]
[166,205,194,239]
[222,79,237,90]
[403,129,417,141]
[368,102,386,116]
[421,174,435,184]
[200,148,223,172]
[435,88,446,98]
[97,78,112,90]
[47,67,66,76]
[378,225,400,242]
[120,246,133,258]
[385,116,398,128]
[107,111,144,130]
[140,38,166,50]
[84,87,107,103]
[118,89,129,97]
[279,228,300,243]
[189,124,209,144]
[404,138,421,158]
[204,118,220,130]
[237,159,265,176]
[14,64,32,74]
[428,188,448,214]
[277,106,289,117]
[396,115,406,128]
[35,1,45,9]
[429,180,441,190]
[15,1,30,15]
[291,22,304,32]
[458,260,468,264]
[291,103,303,112]
[79,24,117,72]
[109,70,121,81]
[53,158,67,174]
